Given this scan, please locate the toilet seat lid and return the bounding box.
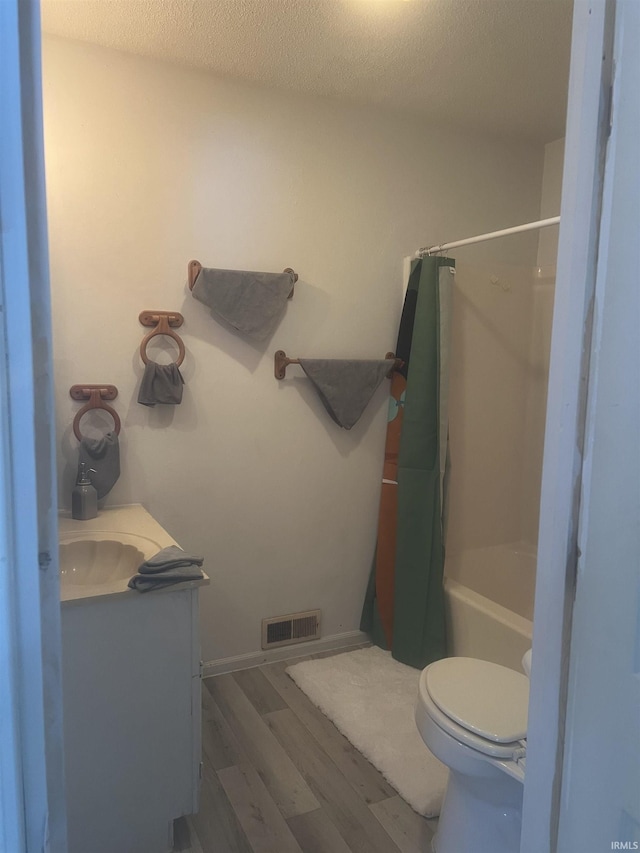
[425,658,529,743]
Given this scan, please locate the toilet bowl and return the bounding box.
[415,656,530,853]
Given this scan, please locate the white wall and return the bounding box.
[42,36,545,663]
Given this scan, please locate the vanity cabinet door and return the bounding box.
[62,587,198,853]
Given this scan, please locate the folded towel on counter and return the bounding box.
[299,359,395,430]
[128,546,204,592]
[128,565,205,592]
[192,267,295,341]
[79,432,120,499]
[137,545,204,573]
[137,362,184,407]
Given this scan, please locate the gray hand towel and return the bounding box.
[128,565,204,592]
[299,359,395,430]
[128,546,204,592]
[79,432,120,499]
[192,267,295,341]
[137,362,184,407]
[138,545,204,573]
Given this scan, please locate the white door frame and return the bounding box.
[556,0,640,847]
[521,1,616,851]
[0,1,67,851]
[0,1,627,851]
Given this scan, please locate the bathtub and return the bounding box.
[443,543,535,672]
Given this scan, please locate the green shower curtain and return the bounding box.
[361,256,454,670]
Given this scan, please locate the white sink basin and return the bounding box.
[59,531,163,589]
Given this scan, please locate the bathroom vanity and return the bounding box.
[59,504,209,853]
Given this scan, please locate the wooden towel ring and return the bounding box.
[70,385,121,442]
[139,311,185,367]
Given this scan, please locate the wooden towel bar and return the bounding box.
[188,259,298,298]
[274,350,401,380]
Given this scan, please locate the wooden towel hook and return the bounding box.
[139,310,185,367]
[187,260,202,292]
[274,350,297,380]
[274,351,403,380]
[188,260,298,298]
[70,385,121,441]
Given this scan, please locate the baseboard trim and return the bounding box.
[202,630,370,677]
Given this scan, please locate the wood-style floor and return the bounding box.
[173,648,438,853]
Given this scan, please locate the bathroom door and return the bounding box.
[0,1,67,851]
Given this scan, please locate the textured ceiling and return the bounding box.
[40,0,573,143]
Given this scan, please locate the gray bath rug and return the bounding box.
[286,645,448,817]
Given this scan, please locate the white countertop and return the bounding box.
[59,503,209,606]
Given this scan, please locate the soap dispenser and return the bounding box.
[72,462,97,520]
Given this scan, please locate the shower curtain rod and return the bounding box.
[416,215,561,257]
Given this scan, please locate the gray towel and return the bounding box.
[128,546,204,592]
[79,432,120,499]
[127,566,205,592]
[138,362,184,407]
[137,546,204,573]
[192,267,295,341]
[299,359,395,430]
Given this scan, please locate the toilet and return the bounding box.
[415,654,531,853]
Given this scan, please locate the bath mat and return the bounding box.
[286,645,448,817]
